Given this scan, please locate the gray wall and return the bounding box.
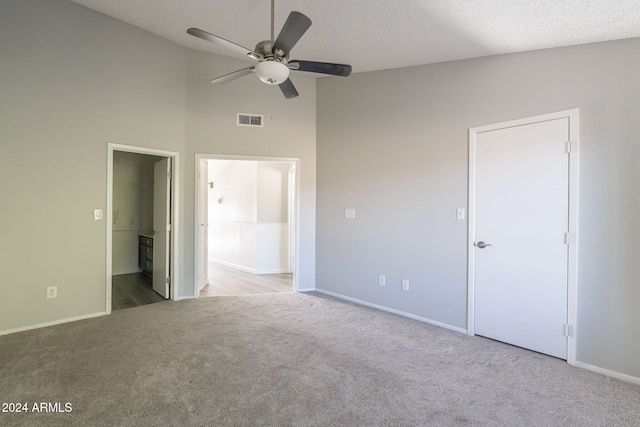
[0,0,186,330]
[317,38,640,378]
[185,48,317,290]
[0,0,316,332]
[113,152,162,235]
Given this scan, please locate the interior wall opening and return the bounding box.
[196,156,298,297]
[107,144,180,314]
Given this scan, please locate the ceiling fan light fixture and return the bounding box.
[254,61,290,85]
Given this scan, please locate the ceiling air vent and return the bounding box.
[237,113,263,127]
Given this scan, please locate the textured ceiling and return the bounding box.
[70,0,640,74]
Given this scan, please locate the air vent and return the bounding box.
[237,114,263,127]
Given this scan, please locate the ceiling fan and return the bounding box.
[187,0,352,99]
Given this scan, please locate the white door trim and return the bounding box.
[197,159,209,291]
[194,154,300,297]
[287,166,296,274]
[467,109,579,364]
[107,143,181,313]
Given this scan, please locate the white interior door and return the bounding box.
[153,158,171,298]
[473,117,569,359]
[197,159,209,291]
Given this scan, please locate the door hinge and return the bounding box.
[563,324,574,337]
[167,171,172,179]
[566,140,578,153]
[166,277,171,285]
[564,233,572,245]
[167,223,171,232]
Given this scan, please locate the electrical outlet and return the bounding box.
[344,208,356,219]
[401,280,410,291]
[378,275,386,286]
[47,286,57,299]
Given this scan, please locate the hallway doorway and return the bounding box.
[195,155,299,297]
[107,143,180,314]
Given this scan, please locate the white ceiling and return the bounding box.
[70,0,640,74]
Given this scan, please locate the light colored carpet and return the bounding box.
[1,292,639,426]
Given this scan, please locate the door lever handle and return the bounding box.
[476,241,492,249]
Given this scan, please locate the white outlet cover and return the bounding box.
[94,209,104,220]
[345,209,356,219]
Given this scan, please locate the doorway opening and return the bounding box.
[195,155,298,297]
[106,144,180,314]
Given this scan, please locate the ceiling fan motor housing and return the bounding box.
[254,40,288,62]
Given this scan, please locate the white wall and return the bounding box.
[257,162,291,273]
[208,160,257,223]
[207,160,292,273]
[208,160,258,270]
[257,162,290,223]
[316,38,640,379]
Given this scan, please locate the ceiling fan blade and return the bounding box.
[273,11,312,56]
[211,67,255,84]
[278,78,299,99]
[187,28,258,59]
[289,60,352,77]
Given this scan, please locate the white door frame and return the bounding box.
[194,154,300,297]
[107,143,180,313]
[197,158,209,291]
[467,109,579,364]
[287,166,296,274]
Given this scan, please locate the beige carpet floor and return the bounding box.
[1,292,639,426]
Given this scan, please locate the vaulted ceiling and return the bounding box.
[70,0,640,74]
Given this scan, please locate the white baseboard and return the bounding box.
[0,312,107,337]
[255,268,288,274]
[296,287,316,293]
[314,289,468,335]
[209,259,288,275]
[209,258,255,274]
[572,361,640,386]
[313,291,640,385]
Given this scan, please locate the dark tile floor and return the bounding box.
[112,273,166,311]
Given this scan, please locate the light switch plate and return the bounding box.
[456,208,465,220]
[94,209,103,220]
